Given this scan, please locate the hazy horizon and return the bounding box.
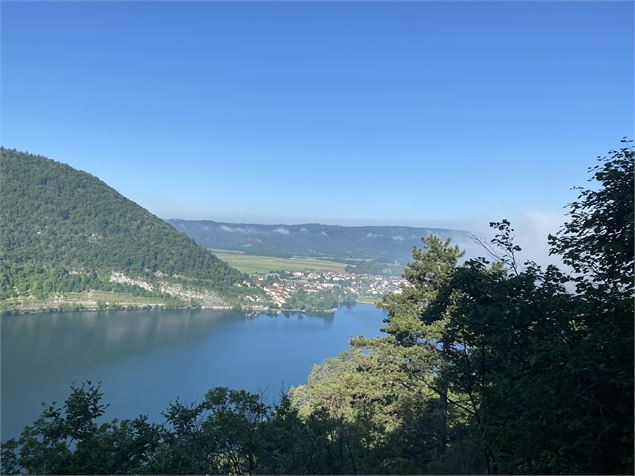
[2,1,632,253]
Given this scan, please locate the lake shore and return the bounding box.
[0,291,266,317]
[0,293,363,317]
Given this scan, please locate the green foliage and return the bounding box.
[290,341,459,474]
[380,234,463,345]
[290,143,634,474]
[1,382,364,475]
[549,139,634,295]
[0,382,164,475]
[2,143,632,474]
[0,148,244,302]
[427,217,633,474]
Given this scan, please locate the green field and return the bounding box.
[211,251,348,275]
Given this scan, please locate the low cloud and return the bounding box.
[474,210,567,269]
[273,227,290,235]
[219,225,251,233]
[458,210,569,271]
[514,210,566,267]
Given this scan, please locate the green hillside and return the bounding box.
[0,148,246,311]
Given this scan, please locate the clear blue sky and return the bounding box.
[2,1,633,233]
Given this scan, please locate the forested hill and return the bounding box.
[3,144,631,475]
[168,219,475,264]
[0,148,243,303]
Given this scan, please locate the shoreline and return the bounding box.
[0,301,370,317]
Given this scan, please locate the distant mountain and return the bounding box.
[0,148,245,309]
[168,219,476,265]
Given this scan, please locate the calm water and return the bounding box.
[1,304,385,440]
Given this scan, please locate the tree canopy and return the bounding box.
[0,148,244,302]
[2,142,632,474]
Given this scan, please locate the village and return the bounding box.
[242,269,407,309]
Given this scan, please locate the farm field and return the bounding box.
[211,250,348,275]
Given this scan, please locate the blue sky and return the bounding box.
[2,1,633,236]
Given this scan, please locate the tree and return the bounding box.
[549,138,634,296]
[379,235,464,465]
[0,382,163,475]
[549,139,634,472]
[3,142,632,475]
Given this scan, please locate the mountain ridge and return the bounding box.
[168,218,477,264]
[0,148,248,312]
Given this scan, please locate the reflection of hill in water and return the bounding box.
[280,311,335,322]
[1,305,383,439]
[1,309,336,386]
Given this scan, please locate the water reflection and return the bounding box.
[1,305,384,440]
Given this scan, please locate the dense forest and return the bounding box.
[1,143,632,474]
[0,149,245,305]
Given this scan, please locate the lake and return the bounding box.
[1,304,386,440]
